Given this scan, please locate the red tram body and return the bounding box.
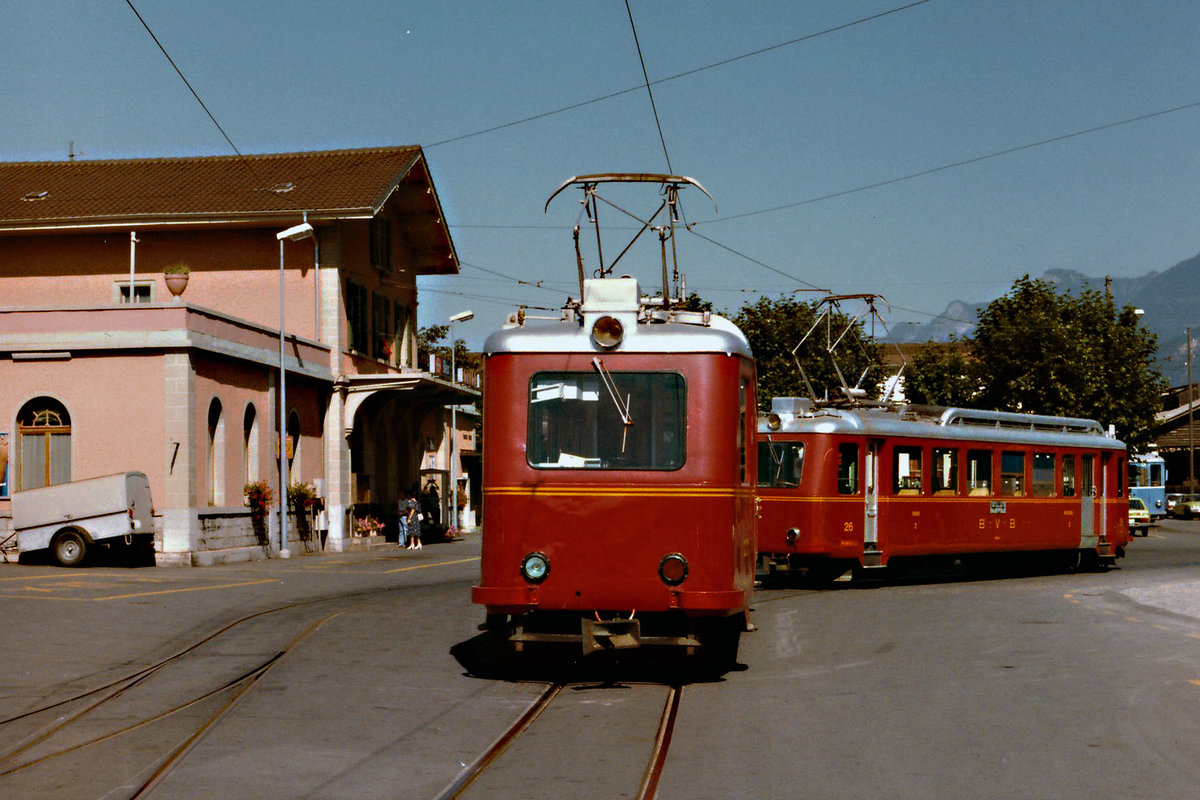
[472,277,757,660]
[757,397,1130,581]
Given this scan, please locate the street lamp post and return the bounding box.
[448,310,474,531]
[276,222,315,558]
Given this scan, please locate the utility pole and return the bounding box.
[1190,327,1196,490]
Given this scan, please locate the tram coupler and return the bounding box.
[582,617,641,655]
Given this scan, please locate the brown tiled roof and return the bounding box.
[0,146,426,228]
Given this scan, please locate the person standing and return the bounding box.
[404,491,422,550]
[396,492,412,548]
[421,478,441,526]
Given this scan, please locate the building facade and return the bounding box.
[0,147,479,564]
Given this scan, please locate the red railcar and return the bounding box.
[757,397,1130,582]
[472,276,757,662]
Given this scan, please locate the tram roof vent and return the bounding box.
[583,277,640,313]
[582,277,642,346]
[770,397,816,416]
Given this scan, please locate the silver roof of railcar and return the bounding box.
[758,397,1125,451]
[484,277,753,358]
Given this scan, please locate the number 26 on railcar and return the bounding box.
[471,276,758,666]
[756,397,1130,582]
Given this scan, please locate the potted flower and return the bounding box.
[245,480,274,517]
[244,480,273,547]
[288,481,319,542]
[163,263,190,300]
[353,516,384,537]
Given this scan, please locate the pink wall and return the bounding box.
[0,229,321,340]
[0,353,166,497]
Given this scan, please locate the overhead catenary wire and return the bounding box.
[124,0,256,177]
[117,1,1181,335]
[705,99,1200,225]
[625,0,673,174]
[425,0,935,149]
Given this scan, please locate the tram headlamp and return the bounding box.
[591,315,624,349]
[766,413,782,431]
[785,528,800,546]
[520,552,550,583]
[658,553,689,586]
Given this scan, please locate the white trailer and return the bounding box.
[11,472,155,566]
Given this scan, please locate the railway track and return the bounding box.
[0,595,359,798]
[1,577,691,799]
[437,681,682,800]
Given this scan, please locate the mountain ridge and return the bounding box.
[888,251,1200,386]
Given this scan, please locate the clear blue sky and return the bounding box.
[7,1,1200,347]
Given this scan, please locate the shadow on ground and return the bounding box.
[450,630,748,686]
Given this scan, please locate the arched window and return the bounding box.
[208,398,225,505]
[243,404,259,485]
[17,397,71,491]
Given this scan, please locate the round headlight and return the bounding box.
[521,552,550,583]
[785,528,800,545]
[766,413,782,431]
[591,315,624,349]
[658,553,689,586]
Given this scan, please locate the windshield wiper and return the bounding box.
[765,435,785,485]
[592,357,633,453]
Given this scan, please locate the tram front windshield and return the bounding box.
[527,371,685,470]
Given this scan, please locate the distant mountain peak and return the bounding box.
[886,252,1200,385]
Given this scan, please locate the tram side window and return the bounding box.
[1150,462,1164,487]
[758,440,804,488]
[967,449,991,496]
[1001,451,1025,496]
[526,371,685,470]
[1032,452,1055,497]
[837,443,859,494]
[933,448,957,494]
[893,446,923,495]
[1128,462,1147,489]
[1081,455,1096,496]
[1062,454,1076,496]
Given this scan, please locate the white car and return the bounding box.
[1128,497,1150,537]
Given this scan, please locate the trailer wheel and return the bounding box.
[53,530,88,567]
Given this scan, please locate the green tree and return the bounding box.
[679,291,714,312]
[971,275,1163,449]
[903,340,979,407]
[733,295,882,409]
[418,324,481,371]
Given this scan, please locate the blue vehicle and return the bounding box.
[1128,453,1167,519]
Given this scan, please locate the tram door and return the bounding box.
[1100,453,1112,536]
[1079,454,1097,548]
[863,440,881,565]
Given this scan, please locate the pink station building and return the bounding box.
[0,146,480,564]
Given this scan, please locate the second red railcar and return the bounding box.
[757,397,1130,582]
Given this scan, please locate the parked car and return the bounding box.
[1166,493,1183,515]
[1128,497,1151,537]
[1168,494,1200,520]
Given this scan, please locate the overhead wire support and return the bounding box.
[546,174,715,305]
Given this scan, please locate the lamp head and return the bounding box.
[277,222,315,241]
[449,310,475,323]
